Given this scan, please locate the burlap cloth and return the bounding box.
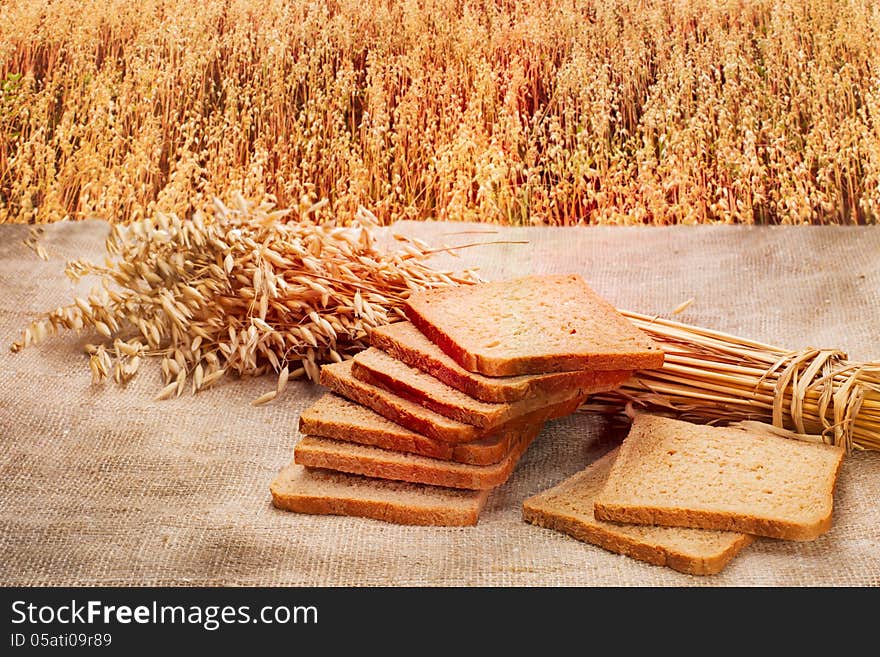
[1,220,879,587]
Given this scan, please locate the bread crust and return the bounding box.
[298,394,517,465]
[522,505,754,576]
[593,497,835,542]
[274,494,483,526]
[294,421,541,490]
[320,360,480,442]
[369,321,631,402]
[270,463,489,526]
[351,347,596,428]
[320,360,585,444]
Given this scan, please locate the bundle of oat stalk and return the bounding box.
[11,196,479,403]
[586,311,880,453]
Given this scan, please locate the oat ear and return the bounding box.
[11,198,479,398]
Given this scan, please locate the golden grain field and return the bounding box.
[1,0,879,225]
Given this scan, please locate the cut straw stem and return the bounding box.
[596,311,880,452]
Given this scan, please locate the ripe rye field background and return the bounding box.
[1,0,878,225]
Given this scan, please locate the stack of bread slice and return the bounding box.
[271,274,664,526]
[524,413,846,575]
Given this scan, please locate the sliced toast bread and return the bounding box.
[523,449,754,575]
[270,462,489,526]
[404,274,664,376]
[294,420,541,490]
[299,394,523,465]
[369,321,632,402]
[320,360,482,442]
[592,414,846,541]
[352,346,593,428]
[320,360,585,443]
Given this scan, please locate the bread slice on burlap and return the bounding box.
[592,414,846,541]
[320,360,585,443]
[404,274,664,376]
[294,420,541,490]
[270,462,489,526]
[369,321,632,402]
[352,347,598,428]
[523,449,753,575]
[299,394,525,465]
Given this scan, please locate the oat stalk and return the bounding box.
[10,195,479,400]
[3,0,878,225]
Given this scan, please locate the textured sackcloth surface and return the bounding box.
[1,220,879,587]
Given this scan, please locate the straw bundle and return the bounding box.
[587,311,880,452]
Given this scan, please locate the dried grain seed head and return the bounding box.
[10,196,479,400]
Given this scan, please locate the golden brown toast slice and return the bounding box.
[369,321,631,402]
[593,414,846,541]
[404,274,664,376]
[524,449,753,576]
[270,462,489,526]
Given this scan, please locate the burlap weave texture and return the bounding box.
[1,220,878,586]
